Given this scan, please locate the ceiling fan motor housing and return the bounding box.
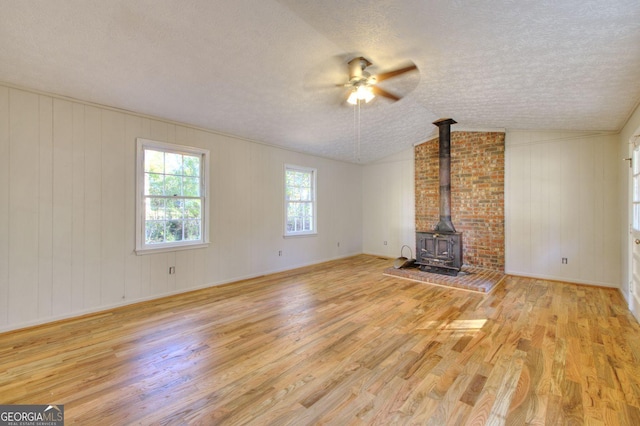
[348,57,372,81]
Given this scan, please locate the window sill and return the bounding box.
[283,232,317,239]
[135,242,210,256]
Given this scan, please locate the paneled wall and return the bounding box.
[0,85,363,332]
[505,130,620,286]
[362,149,415,257]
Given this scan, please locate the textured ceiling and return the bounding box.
[0,0,638,163]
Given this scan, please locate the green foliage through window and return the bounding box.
[285,165,316,235]
[141,146,205,246]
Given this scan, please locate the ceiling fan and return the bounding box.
[341,57,418,105]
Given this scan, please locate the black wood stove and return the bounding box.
[416,118,463,276]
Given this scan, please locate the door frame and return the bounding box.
[628,131,640,321]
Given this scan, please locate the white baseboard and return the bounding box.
[0,252,363,334]
[504,269,618,288]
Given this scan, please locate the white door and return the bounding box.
[630,138,640,320]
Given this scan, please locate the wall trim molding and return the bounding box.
[0,80,358,166]
[507,271,618,289]
[413,128,506,147]
[0,251,363,335]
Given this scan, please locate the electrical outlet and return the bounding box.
[561,258,568,264]
[337,242,340,247]
[169,266,176,274]
[384,241,388,246]
[278,250,282,256]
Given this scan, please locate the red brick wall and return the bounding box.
[415,131,505,271]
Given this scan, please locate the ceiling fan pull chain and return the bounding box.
[357,100,361,163]
[353,101,357,162]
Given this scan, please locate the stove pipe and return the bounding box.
[433,118,457,233]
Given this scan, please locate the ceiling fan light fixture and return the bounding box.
[347,89,359,105]
[347,85,375,105]
[360,85,375,103]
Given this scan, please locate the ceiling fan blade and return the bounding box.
[372,86,401,101]
[374,64,418,82]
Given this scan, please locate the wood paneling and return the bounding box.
[505,131,620,286]
[71,103,85,311]
[0,85,363,332]
[38,96,53,318]
[362,149,415,257]
[123,115,141,299]
[100,109,126,304]
[83,105,102,308]
[52,99,74,315]
[9,89,40,324]
[0,87,9,327]
[1,255,638,424]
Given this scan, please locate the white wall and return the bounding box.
[505,130,620,287]
[362,148,415,258]
[618,103,640,315]
[0,85,363,332]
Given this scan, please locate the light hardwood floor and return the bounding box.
[1,255,640,425]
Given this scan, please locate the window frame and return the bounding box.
[284,164,317,237]
[135,138,210,255]
[633,141,640,232]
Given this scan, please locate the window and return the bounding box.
[136,138,209,254]
[284,165,316,236]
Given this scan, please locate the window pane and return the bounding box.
[165,175,182,196]
[165,152,183,176]
[166,221,183,242]
[146,198,165,220]
[301,173,310,187]
[183,155,200,176]
[166,199,184,219]
[183,177,200,197]
[145,149,164,173]
[185,199,201,219]
[146,173,164,195]
[145,221,165,244]
[290,187,301,201]
[184,220,201,240]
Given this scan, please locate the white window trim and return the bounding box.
[135,138,210,255]
[284,164,317,237]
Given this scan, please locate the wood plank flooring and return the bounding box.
[1,254,640,425]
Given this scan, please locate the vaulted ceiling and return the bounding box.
[1,0,639,163]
